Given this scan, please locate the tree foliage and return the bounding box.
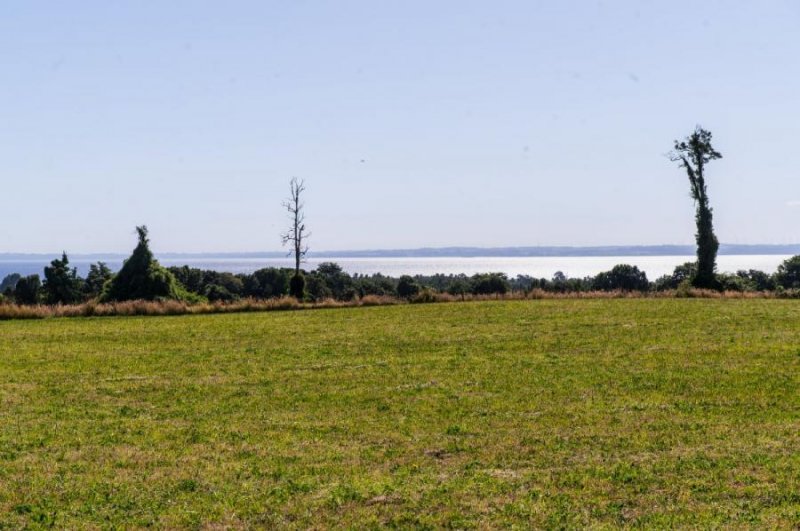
[0,273,21,295]
[775,255,800,289]
[14,274,42,305]
[397,275,421,299]
[654,262,697,291]
[43,253,84,304]
[670,126,722,289]
[471,273,511,295]
[593,264,649,291]
[85,262,113,298]
[101,226,189,302]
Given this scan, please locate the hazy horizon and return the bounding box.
[2,1,798,253]
[4,242,800,259]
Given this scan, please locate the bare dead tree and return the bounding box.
[281,177,310,277]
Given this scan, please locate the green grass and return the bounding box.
[1,299,799,528]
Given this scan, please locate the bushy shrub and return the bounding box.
[85,262,113,298]
[43,253,84,304]
[735,269,774,291]
[397,275,421,299]
[0,273,21,294]
[14,275,41,305]
[246,268,291,298]
[775,255,800,289]
[654,262,697,291]
[289,273,306,300]
[446,278,471,300]
[354,274,395,298]
[471,273,510,295]
[315,262,354,299]
[592,264,649,292]
[305,274,333,301]
[101,226,191,302]
[169,266,206,293]
[717,273,748,292]
[204,284,237,302]
[411,288,438,303]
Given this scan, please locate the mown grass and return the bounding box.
[1,299,799,528]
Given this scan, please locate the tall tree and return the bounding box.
[281,178,310,299]
[43,252,84,304]
[670,126,722,289]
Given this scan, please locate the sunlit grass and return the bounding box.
[1,299,799,527]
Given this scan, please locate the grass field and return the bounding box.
[1,300,799,528]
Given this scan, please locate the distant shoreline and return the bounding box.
[2,244,800,260]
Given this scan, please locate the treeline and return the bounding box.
[6,253,800,307]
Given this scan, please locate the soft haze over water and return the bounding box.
[0,255,791,282]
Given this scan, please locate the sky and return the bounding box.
[1,1,798,253]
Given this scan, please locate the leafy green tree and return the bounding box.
[14,274,41,305]
[84,262,113,298]
[446,278,471,300]
[670,127,722,289]
[717,273,748,292]
[775,255,800,289]
[592,264,649,291]
[245,268,291,298]
[168,266,206,293]
[0,273,21,294]
[314,262,354,300]
[101,226,189,302]
[354,274,394,298]
[397,275,421,299]
[471,273,510,295]
[305,273,333,301]
[735,269,774,291]
[654,262,697,291]
[204,284,237,302]
[43,253,84,304]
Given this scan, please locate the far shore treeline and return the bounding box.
[5,126,800,309]
[4,236,800,307]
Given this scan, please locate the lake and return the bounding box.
[0,255,792,281]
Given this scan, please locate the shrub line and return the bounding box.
[0,289,785,320]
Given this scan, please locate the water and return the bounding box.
[0,255,792,281]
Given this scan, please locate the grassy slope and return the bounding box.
[1,300,799,528]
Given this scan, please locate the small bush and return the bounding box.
[397,276,421,299]
[411,288,438,304]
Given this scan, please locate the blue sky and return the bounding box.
[1,1,798,253]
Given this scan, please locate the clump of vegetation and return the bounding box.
[592,264,649,291]
[774,255,800,289]
[84,262,113,298]
[101,226,194,302]
[471,273,510,295]
[0,273,21,295]
[43,253,84,304]
[397,275,421,299]
[13,275,41,305]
